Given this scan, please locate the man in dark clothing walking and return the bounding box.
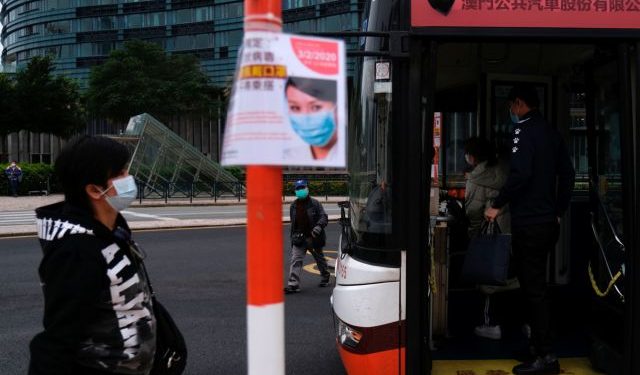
[485,84,575,375]
[284,179,331,294]
[29,136,156,375]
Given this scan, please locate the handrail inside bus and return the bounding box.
[589,183,625,301]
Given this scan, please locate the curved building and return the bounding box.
[1,0,360,88]
[1,0,238,87]
[0,0,361,163]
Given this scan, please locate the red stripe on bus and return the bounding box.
[338,343,405,375]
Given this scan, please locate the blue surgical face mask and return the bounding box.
[289,110,336,147]
[101,175,138,212]
[295,187,309,199]
[509,110,519,124]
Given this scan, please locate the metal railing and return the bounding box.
[136,179,245,204]
[132,176,350,203]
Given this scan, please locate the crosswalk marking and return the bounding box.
[121,210,178,221]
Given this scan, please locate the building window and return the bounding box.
[282,0,314,10]
[126,14,143,28]
[100,16,116,30]
[214,3,243,18]
[174,35,193,50]
[45,0,71,9]
[195,33,213,49]
[146,12,166,27]
[195,6,214,22]
[319,13,356,31]
[79,18,95,32]
[219,46,228,59]
[45,21,71,34]
[175,9,194,24]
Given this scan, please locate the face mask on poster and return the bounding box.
[289,110,336,147]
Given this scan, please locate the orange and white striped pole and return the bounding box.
[244,2,284,375]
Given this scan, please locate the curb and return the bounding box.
[0,215,342,238]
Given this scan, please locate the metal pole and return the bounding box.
[244,2,284,375]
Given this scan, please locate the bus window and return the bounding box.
[348,56,395,256]
[435,44,481,188]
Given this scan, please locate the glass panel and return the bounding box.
[124,114,240,198]
[126,14,143,28]
[349,58,393,240]
[593,58,624,237]
[175,9,193,24]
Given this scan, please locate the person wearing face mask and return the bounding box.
[463,137,519,341]
[284,179,331,294]
[29,136,156,375]
[485,84,575,375]
[5,160,23,197]
[285,77,338,161]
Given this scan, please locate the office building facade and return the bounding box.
[1,0,361,87]
[0,0,362,163]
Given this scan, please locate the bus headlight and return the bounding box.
[337,320,363,349]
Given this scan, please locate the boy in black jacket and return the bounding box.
[486,84,575,375]
[29,136,156,375]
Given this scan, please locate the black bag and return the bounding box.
[461,221,511,286]
[151,298,187,375]
[291,232,306,247]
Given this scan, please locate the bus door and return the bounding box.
[585,43,637,375]
[419,39,640,375]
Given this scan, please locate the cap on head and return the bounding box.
[294,179,308,190]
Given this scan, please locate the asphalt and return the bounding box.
[0,195,346,237]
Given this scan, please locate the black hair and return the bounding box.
[507,83,540,109]
[464,137,497,166]
[54,135,130,211]
[285,77,337,103]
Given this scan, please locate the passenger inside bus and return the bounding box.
[462,137,520,342]
[430,42,623,370]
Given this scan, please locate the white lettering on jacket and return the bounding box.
[36,218,94,241]
[101,244,151,358]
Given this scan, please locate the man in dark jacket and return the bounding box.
[486,84,575,375]
[29,136,156,375]
[284,179,331,294]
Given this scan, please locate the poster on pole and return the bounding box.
[221,31,346,168]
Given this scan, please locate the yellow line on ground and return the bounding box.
[302,250,337,276]
[432,357,604,375]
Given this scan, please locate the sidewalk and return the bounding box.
[0,195,346,237]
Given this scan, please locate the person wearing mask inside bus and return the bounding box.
[285,77,338,161]
[485,84,575,375]
[284,179,331,294]
[464,137,518,341]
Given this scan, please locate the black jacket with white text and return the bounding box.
[29,202,156,375]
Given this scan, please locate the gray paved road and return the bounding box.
[0,204,342,226]
[0,224,346,375]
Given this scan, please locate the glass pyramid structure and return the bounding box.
[117,113,241,199]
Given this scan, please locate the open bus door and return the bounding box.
[406,22,640,375]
